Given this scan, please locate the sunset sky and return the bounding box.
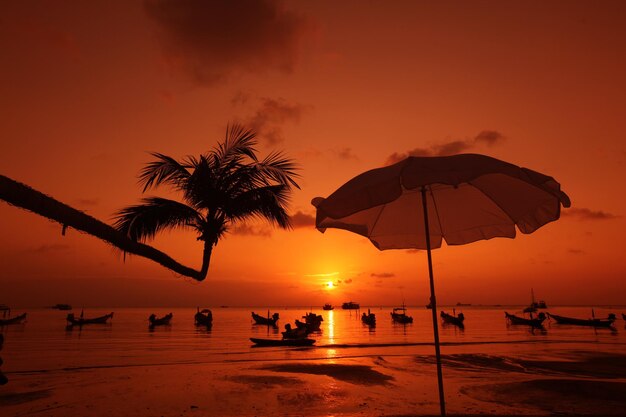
[1,1,625,307]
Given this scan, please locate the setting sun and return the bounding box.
[326,281,335,289]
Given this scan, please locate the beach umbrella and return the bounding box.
[311,153,570,416]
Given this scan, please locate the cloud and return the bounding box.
[290,211,315,228]
[26,244,71,254]
[385,130,505,165]
[344,278,352,284]
[568,248,585,255]
[333,147,359,161]
[241,97,308,145]
[75,198,99,207]
[405,249,421,254]
[370,272,395,278]
[561,207,619,221]
[229,223,272,237]
[144,0,313,85]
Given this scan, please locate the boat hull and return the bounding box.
[0,313,27,325]
[250,338,315,347]
[548,313,615,328]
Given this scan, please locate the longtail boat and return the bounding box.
[251,311,279,326]
[149,312,173,327]
[342,301,360,310]
[194,308,213,327]
[0,313,27,325]
[295,312,323,332]
[250,337,315,347]
[322,303,334,310]
[505,312,545,328]
[547,312,616,328]
[391,305,413,324]
[441,311,465,328]
[66,312,113,326]
[361,310,376,327]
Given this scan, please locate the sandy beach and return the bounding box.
[2,349,625,416]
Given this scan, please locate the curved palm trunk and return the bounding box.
[0,174,208,281]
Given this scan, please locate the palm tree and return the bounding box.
[113,124,300,280]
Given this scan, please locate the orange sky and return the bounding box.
[1,1,625,307]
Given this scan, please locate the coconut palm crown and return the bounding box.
[113,124,300,280]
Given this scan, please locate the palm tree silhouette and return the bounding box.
[113,124,300,279]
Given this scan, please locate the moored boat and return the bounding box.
[282,323,309,339]
[391,306,413,324]
[547,312,616,328]
[361,309,376,326]
[0,312,27,325]
[194,308,213,327]
[440,310,465,328]
[250,337,315,347]
[251,311,279,326]
[295,312,323,332]
[342,301,360,310]
[149,312,173,327]
[505,311,545,328]
[322,303,334,310]
[66,312,113,326]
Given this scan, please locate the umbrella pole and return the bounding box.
[421,187,446,416]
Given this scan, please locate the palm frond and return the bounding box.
[215,123,258,163]
[138,153,191,193]
[224,185,292,229]
[113,197,202,242]
[254,150,301,189]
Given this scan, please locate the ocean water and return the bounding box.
[2,305,626,416]
[2,305,624,373]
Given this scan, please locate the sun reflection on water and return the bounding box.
[327,310,334,343]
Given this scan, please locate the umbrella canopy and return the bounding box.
[311,153,570,416]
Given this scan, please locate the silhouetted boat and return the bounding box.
[391,306,413,324]
[282,323,309,339]
[523,288,547,313]
[342,301,360,310]
[440,310,465,328]
[149,313,173,327]
[66,312,113,326]
[0,312,27,325]
[547,312,616,328]
[250,337,315,347]
[194,308,213,327]
[456,302,471,306]
[322,303,334,310]
[251,311,279,326]
[295,312,323,332]
[361,309,376,326]
[505,311,545,328]
[52,304,72,310]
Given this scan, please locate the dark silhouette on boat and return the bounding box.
[66,312,113,326]
[322,303,334,310]
[361,309,376,327]
[342,301,359,310]
[295,312,323,332]
[0,312,27,326]
[440,310,465,328]
[251,311,279,326]
[523,288,547,313]
[505,311,546,328]
[281,323,309,339]
[547,312,616,328]
[194,308,213,327]
[391,306,413,324]
[149,312,173,327]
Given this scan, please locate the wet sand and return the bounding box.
[1,349,625,416]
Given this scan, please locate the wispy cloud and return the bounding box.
[290,211,315,228]
[562,207,619,221]
[370,272,395,278]
[568,248,585,255]
[144,0,313,86]
[385,130,505,165]
[229,223,272,237]
[333,147,359,161]
[75,198,99,207]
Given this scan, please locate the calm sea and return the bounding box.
[2,305,625,375]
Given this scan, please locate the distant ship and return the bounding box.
[322,303,334,310]
[342,301,360,310]
[52,304,72,311]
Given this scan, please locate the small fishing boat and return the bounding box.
[547,312,616,328]
[250,337,315,347]
[251,311,279,326]
[440,310,465,328]
[295,312,323,332]
[149,312,173,327]
[66,312,113,326]
[391,306,413,324]
[342,301,360,310]
[361,309,376,326]
[322,303,334,310]
[0,312,27,325]
[194,308,213,327]
[505,311,545,328]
